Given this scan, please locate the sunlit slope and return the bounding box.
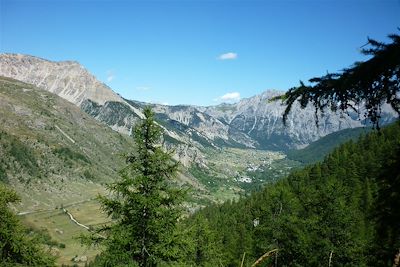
[0,76,135,211]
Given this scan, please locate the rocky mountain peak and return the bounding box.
[0,53,123,106]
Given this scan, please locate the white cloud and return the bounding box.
[221,92,240,101]
[218,52,238,60]
[106,70,115,82]
[214,92,241,103]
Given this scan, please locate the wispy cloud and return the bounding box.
[218,52,238,60]
[106,70,115,82]
[214,92,241,103]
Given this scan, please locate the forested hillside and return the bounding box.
[286,127,372,164]
[181,122,400,266]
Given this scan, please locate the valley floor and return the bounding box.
[20,199,107,266]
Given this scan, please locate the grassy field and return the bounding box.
[20,199,108,266]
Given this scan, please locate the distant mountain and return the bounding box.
[146,102,258,148]
[140,93,396,151]
[201,91,368,150]
[0,53,397,153]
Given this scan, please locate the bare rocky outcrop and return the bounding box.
[0,54,122,106]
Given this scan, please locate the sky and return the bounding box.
[1,0,399,106]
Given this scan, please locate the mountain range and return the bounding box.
[2,53,395,153]
[0,53,397,208]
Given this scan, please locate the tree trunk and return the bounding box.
[328,250,333,267]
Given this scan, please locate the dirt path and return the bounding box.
[63,208,90,230]
[63,208,106,239]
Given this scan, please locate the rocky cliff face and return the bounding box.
[0,53,396,153]
[149,103,258,148]
[149,89,396,150]
[200,91,365,150]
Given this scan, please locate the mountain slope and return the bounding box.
[0,54,122,106]
[148,102,258,148]
[286,126,372,164]
[0,76,135,210]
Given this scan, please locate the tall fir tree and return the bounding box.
[91,107,185,267]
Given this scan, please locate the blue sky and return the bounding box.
[1,0,399,106]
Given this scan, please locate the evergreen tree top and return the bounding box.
[275,32,400,129]
[85,107,185,267]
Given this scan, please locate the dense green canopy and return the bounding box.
[182,122,400,266]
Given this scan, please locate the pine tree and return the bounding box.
[92,107,185,267]
[184,214,222,266]
[374,142,400,266]
[0,184,55,266]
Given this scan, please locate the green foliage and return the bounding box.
[287,127,371,164]
[25,227,66,250]
[0,131,40,178]
[83,169,95,181]
[85,107,185,267]
[53,146,90,164]
[373,126,400,266]
[242,157,301,194]
[182,122,400,266]
[277,33,400,129]
[179,214,222,266]
[0,184,56,266]
[189,165,222,190]
[162,134,185,146]
[0,165,7,183]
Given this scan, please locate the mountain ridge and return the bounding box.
[0,53,124,106]
[0,53,397,152]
